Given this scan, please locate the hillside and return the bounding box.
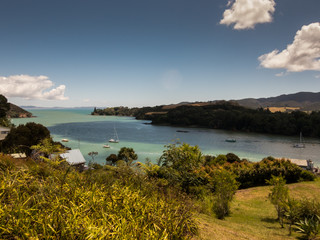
[237,92,320,112]
[195,179,320,240]
[7,103,32,118]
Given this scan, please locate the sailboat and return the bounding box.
[109,126,119,143]
[293,132,305,148]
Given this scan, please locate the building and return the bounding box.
[60,149,86,170]
[0,126,10,140]
[286,158,314,171]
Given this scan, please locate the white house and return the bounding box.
[60,149,86,167]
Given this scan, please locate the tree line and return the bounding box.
[92,102,320,137]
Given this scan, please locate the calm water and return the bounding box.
[12,108,320,166]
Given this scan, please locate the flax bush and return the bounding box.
[0,156,198,239]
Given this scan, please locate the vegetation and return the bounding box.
[0,94,11,127]
[0,122,51,155]
[0,154,198,239]
[91,102,320,138]
[92,106,139,116]
[0,106,318,240]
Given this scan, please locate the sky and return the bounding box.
[0,0,319,108]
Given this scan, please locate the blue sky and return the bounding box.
[0,0,319,107]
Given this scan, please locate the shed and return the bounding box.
[60,149,86,166]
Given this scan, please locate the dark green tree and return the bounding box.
[0,122,50,155]
[106,153,118,166]
[117,147,138,165]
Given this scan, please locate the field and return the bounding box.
[194,178,320,240]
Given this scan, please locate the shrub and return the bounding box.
[212,168,239,219]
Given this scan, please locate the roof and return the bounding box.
[0,126,10,131]
[287,158,308,167]
[10,153,27,159]
[60,149,86,165]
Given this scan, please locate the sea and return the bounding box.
[12,108,320,167]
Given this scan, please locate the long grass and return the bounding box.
[0,155,198,239]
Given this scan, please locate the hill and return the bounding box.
[7,103,32,118]
[236,92,320,112]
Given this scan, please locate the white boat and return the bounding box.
[109,126,119,143]
[293,132,305,148]
[61,139,69,142]
[103,144,110,148]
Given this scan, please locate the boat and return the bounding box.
[61,139,69,142]
[225,139,236,143]
[176,130,189,133]
[109,126,119,143]
[293,132,305,148]
[103,144,110,148]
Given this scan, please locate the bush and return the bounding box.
[212,168,239,219]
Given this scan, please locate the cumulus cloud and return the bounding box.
[220,0,276,30]
[259,22,320,72]
[0,75,68,100]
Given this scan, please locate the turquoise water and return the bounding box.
[12,108,320,166]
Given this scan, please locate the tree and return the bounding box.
[88,151,98,162]
[117,147,138,165]
[285,198,301,235]
[106,153,118,166]
[0,95,10,118]
[0,95,11,127]
[159,142,203,172]
[1,122,50,155]
[212,168,239,219]
[31,138,65,160]
[266,175,289,228]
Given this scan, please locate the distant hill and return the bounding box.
[7,103,32,118]
[236,92,320,112]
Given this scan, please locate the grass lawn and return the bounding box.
[194,178,320,240]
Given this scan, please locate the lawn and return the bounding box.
[194,178,320,240]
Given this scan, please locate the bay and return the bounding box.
[12,108,320,167]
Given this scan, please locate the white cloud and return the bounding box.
[275,72,287,77]
[0,75,68,100]
[220,0,276,30]
[161,70,183,91]
[259,22,320,72]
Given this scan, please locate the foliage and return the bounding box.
[88,151,98,162]
[0,155,198,239]
[0,94,10,119]
[106,153,118,166]
[136,102,320,138]
[117,147,138,165]
[31,137,65,160]
[92,106,139,116]
[211,168,239,219]
[295,215,320,240]
[267,175,289,227]
[0,122,50,155]
[285,198,302,235]
[159,142,203,172]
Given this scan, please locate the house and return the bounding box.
[0,126,10,140]
[60,149,86,170]
[286,158,314,171]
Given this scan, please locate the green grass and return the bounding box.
[194,178,320,240]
